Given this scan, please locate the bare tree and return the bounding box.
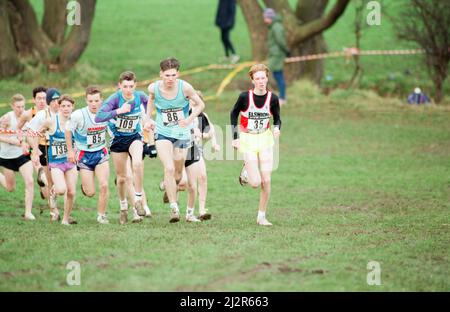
[237,0,350,84]
[395,0,449,103]
[0,0,96,79]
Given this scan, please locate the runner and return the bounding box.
[27,88,61,221]
[145,57,205,223]
[184,91,220,221]
[230,64,282,226]
[65,86,110,224]
[95,71,149,224]
[39,95,78,225]
[17,87,50,205]
[0,94,35,220]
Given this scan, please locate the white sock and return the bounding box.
[134,192,142,203]
[120,199,128,211]
[257,211,266,219]
[186,207,194,216]
[170,202,179,210]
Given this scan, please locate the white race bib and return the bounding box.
[247,117,270,133]
[116,115,139,133]
[161,108,184,127]
[87,126,106,148]
[51,139,68,159]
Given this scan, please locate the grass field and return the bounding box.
[0,82,449,291]
[0,0,449,291]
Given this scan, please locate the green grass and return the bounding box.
[0,83,449,291]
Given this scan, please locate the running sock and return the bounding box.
[257,210,266,219]
[120,199,128,211]
[186,207,194,216]
[170,202,179,210]
[134,192,142,203]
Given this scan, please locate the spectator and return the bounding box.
[263,8,290,106]
[407,87,430,105]
[215,0,240,64]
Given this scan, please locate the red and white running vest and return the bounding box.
[240,90,272,134]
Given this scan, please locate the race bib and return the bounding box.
[51,139,68,159]
[247,117,269,133]
[116,115,139,133]
[161,108,184,127]
[87,126,106,148]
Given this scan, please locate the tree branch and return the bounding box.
[292,0,350,46]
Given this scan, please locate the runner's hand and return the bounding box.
[212,143,221,153]
[117,102,131,115]
[273,127,280,139]
[178,119,190,128]
[231,139,240,150]
[144,119,155,132]
[67,149,75,164]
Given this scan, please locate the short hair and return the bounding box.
[119,71,136,83]
[160,57,180,72]
[11,94,25,105]
[248,63,270,80]
[58,94,75,106]
[32,86,47,98]
[85,85,102,97]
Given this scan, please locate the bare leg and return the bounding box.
[62,167,78,224]
[19,161,34,217]
[94,161,109,216]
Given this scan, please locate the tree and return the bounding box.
[395,0,449,103]
[237,0,350,83]
[0,0,96,79]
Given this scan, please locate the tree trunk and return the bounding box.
[237,0,267,61]
[238,0,350,84]
[288,0,328,84]
[0,0,23,78]
[10,0,53,62]
[43,0,68,45]
[57,0,96,71]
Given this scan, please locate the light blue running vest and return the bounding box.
[154,80,191,140]
[73,107,108,152]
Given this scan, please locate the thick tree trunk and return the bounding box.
[238,0,350,84]
[0,0,23,78]
[43,0,68,45]
[58,0,96,71]
[237,0,267,61]
[10,0,53,61]
[0,0,96,77]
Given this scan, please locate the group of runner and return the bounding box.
[0,59,281,226]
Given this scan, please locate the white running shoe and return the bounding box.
[185,214,201,222]
[132,208,143,223]
[257,217,273,226]
[61,220,70,226]
[144,205,152,217]
[24,213,36,221]
[97,214,109,224]
[239,164,248,186]
[230,54,240,64]
[159,180,165,192]
[170,207,180,223]
[37,167,47,187]
[134,199,146,217]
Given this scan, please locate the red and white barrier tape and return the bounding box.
[0,129,42,137]
[285,48,427,63]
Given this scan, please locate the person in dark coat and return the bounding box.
[215,0,240,63]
